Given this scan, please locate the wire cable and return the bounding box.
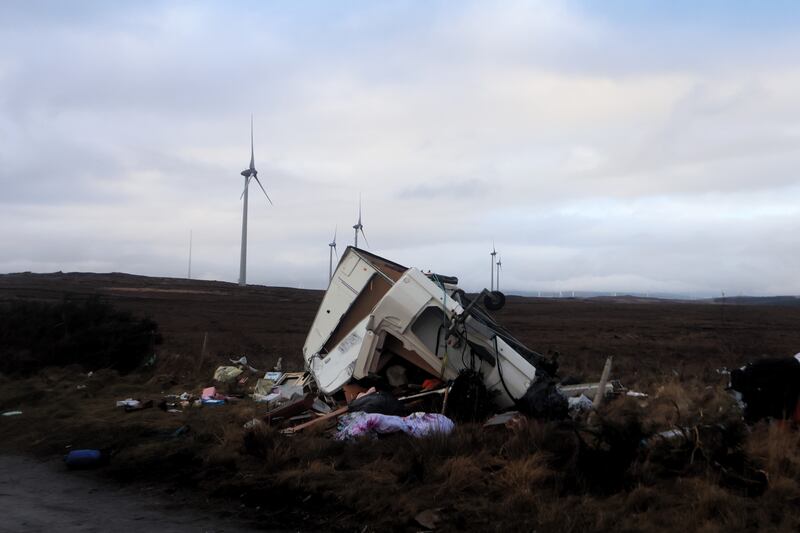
[494,335,518,404]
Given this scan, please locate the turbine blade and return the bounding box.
[249,115,255,169]
[334,245,339,260]
[360,228,369,248]
[358,194,362,224]
[240,176,250,200]
[253,176,273,205]
[333,225,337,243]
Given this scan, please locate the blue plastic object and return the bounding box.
[64,449,103,468]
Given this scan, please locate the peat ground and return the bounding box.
[2,272,800,531]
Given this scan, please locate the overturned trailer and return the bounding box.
[303,247,559,409]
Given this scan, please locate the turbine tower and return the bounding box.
[187,229,192,279]
[496,255,502,291]
[353,197,368,248]
[490,244,497,291]
[328,227,338,281]
[238,115,273,286]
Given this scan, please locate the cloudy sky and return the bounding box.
[1,1,799,296]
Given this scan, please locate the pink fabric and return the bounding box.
[201,386,216,400]
[335,411,455,440]
[356,387,377,400]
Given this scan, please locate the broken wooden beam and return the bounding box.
[281,406,348,435]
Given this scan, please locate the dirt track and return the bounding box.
[0,455,265,533]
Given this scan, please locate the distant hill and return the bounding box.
[507,290,800,306]
[705,296,800,307]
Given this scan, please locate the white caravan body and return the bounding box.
[303,247,551,408]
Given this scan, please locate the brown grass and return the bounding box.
[4,276,800,531]
[4,366,800,531]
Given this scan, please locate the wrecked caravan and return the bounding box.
[302,247,557,408]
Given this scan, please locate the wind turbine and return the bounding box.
[353,197,368,248]
[490,244,497,291]
[238,115,272,286]
[496,255,502,291]
[328,227,338,281]
[187,229,192,279]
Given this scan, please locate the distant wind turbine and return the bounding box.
[496,255,502,291]
[328,227,338,281]
[490,244,497,291]
[187,229,192,279]
[353,196,368,248]
[238,115,273,286]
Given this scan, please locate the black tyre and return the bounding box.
[483,290,506,311]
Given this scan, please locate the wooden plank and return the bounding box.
[592,356,614,409]
[281,406,348,434]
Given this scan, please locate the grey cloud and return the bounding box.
[398,178,492,200]
[1,2,799,296]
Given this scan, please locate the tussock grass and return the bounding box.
[2,364,800,530]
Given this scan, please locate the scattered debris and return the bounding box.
[253,391,281,404]
[244,418,265,430]
[483,411,522,428]
[202,398,226,406]
[517,379,568,420]
[559,380,626,398]
[213,366,243,383]
[265,394,316,424]
[397,387,449,402]
[158,394,191,413]
[311,398,333,414]
[348,390,407,416]
[276,371,312,388]
[343,383,368,403]
[201,387,219,400]
[385,365,408,387]
[253,378,275,396]
[92,250,652,444]
[729,354,800,422]
[591,356,614,410]
[282,406,348,435]
[568,394,594,415]
[229,356,259,372]
[116,399,153,412]
[1,410,22,417]
[64,449,105,469]
[334,411,455,440]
